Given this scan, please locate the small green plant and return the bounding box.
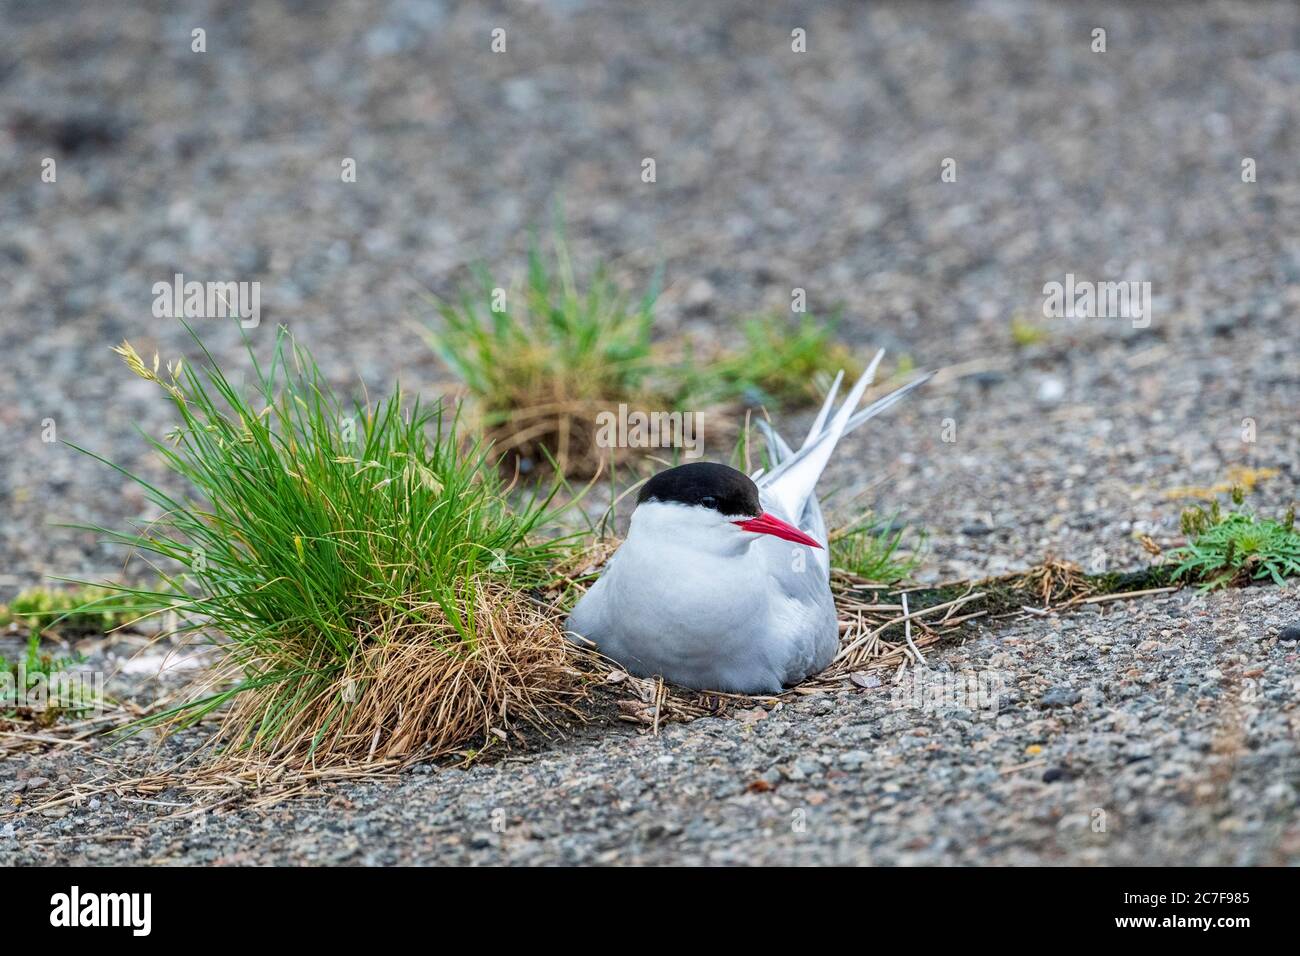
[425,229,879,477]
[688,314,861,407]
[1,633,96,721]
[72,327,582,766]
[830,515,925,584]
[425,234,661,475]
[1010,316,1048,347]
[1169,491,1300,590]
[0,585,153,637]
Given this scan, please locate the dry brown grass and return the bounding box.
[1012,557,1094,607]
[480,394,623,479]
[168,581,588,771]
[472,386,740,479]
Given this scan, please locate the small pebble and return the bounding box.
[1039,687,1082,708]
[1037,377,1066,403]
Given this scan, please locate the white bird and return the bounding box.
[566,351,932,694]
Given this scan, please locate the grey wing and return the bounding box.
[755,532,840,684]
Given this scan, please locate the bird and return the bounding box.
[566,351,931,694]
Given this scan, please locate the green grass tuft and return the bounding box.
[1,633,96,720]
[0,585,154,637]
[1168,494,1300,590]
[830,515,925,584]
[424,234,661,474]
[423,231,873,476]
[71,327,577,760]
[685,314,862,408]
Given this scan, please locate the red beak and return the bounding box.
[732,512,823,549]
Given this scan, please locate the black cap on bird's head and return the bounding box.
[637,462,761,517]
[636,462,821,548]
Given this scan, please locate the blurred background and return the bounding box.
[2,0,1297,593]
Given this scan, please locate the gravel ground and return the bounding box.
[2,0,1298,864]
[4,587,1297,865]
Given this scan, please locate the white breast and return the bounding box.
[565,502,838,694]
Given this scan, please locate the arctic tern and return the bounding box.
[566,351,931,693]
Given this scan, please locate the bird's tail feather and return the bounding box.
[755,351,931,527]
[840,370,934,438]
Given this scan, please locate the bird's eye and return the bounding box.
[700,495,718,510]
